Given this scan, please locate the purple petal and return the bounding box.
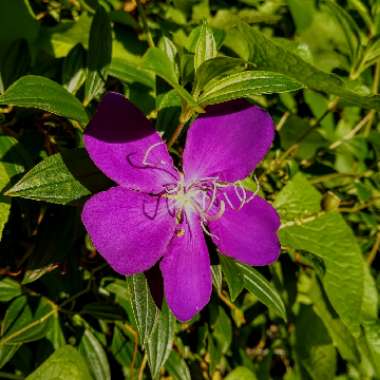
[84,92,178,192]
[209,187,280,266]
[160,214,212,321]
[82,186,176,275]
[183,101,274,184]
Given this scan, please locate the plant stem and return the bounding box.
[167,108,193,148]
[138,354,148,380]
[136,0,154,48]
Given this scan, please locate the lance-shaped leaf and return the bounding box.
[235,261,287,320]
[0,75,88,123]
[84,5,112,105]
[228,23,380,111]
[142,47,201,110]
[146,303,176,379]
[198,71,303,105]
[194,20,217,70]
[126,273,159,347]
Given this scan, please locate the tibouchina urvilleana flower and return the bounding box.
[82,92,280,321]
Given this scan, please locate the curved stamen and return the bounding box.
[246,175,260,203]
[143,141,166,166]
[200,221,219,240]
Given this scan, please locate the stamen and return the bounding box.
[142,141,166,166]
[205,200,225,221]
[200,221,219,240]
[246,175,260,203]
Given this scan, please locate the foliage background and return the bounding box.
[0,0,380,379]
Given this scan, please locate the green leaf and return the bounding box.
[274,173,322,223]
[0,278,22,302]
[0,344,21,369]
[280,212,364,335]
[109,57,155,88]
[26,345,92,380]
[0,133,26,240]
[360,262,378,322]
[159,36,179,78]
[46,315,65,350]
[0,0,39,60]
[79,328,111,380]
[219,255,244,301]
[231,23,380,111]
[198,71,303,105]
[85,5,112,105]
[126,273,158,347]
[236,262,287,320]
[308,277,359,362]
[363,321,380,377]
[193,56,245,95]
[324,0,361,65]
[194,20,217,70]
[0,295,56,346]
[6,148,111,205]
[225,367,258,380]
[142,47,201,110]
[0,75,88,123]
[165,350,191,380]
[146,303,176,379]
[295,305,336,380]
[63,44,87,94]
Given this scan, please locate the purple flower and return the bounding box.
[81,92,280,321]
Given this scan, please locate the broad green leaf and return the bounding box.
[0,133,27,240]
[194,20,217,70]
[0,295,56,346]
[225,367,258,380]
[63,44,87,94]
[308,276,359,362]
[280,212,364,335]
[193,56,245,96]
[6,148,111,205]
[0,75,88,123]
[363,321,380,377]
[109,57,155,88]
[0,278,22,302]
[197,71,303,105]
[79,328,111,380]
[219,255,244,301]
[84,5,112,105]
[26,345,92,380]
[142,47,201,110]
[126,273,158,347]
[274,173,322,223]
[295,305,336,380]
[236,262,287,320]
[165,350,191,380]
[146,303,176,379]
[230,24,380,111]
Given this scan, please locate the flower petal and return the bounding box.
[84,92,178,192]
[183,100,274,183]
[160,214,212,321]
[209,187,280,266]
[82,186,176,275]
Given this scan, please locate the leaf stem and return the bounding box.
[167,108,193,148]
